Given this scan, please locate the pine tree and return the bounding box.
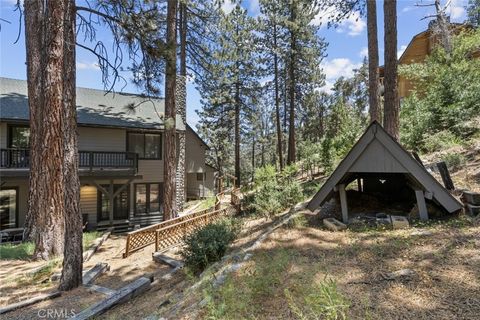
[383,0,400,140]
[196,5,260,187]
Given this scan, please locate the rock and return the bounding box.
[382,269,416,280]
[323,218,347,231]
[411,229,433,236]
[391,215,409,229]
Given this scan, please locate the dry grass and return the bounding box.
[199,211,480,319]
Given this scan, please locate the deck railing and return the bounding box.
[0,149,137,172]
[123,193,225,258]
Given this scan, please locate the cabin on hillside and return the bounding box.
[307,122,462,223]
[0,77,217,234]
[378,22,479,100]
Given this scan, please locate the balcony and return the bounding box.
[0,149,138,177]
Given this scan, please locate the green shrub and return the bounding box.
[422,130,461,153]
[442,152,466,171]
[321,137,334,174]
[181,218,241,275]
[0,242,34,260]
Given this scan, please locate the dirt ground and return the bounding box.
[196,211,480,319]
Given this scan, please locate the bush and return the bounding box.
[442,152,466,171]
[422,130,461,153]
[181,218,241,275]
[251,164,303,217]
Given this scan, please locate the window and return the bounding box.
[127,132,162,159]
[135,183,163,215]
[0,188,18,230]
[8,125,30,149]
[97,185,130,221]
[196,173,206,181]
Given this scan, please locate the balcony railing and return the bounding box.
[0,149,138,172]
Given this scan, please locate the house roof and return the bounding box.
[307,121,462,214]
[0,77,185,131]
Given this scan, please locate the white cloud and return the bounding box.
[447,0,466,20]
[319,58,362,92]
[312,9,365,36]
[221,0,236,14]
[397,44,407,58]
[402,6,414,13]
[77,61,100,71]
[359,47,368,58]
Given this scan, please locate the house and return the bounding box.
[379,22,479,100]
[0,77,216,232]
[307,121,462,222]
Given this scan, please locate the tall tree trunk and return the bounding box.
[383,0,399,140]
[234,79,241,188]
[251,137,255,182]
[367,0,380,123]
[60,0,82,290]
[287,3,297,165]
[273,23,284,171]
[24,0,82,290]
[164,0,178,220]
[175,1,187,211]
[25,0,66,260]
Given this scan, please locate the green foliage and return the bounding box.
[181,218,241,275]
[251,164,303,217]
[400,30,480,152]
[442,153,466,171]
[285,214,308,229]
[284,277,350,320]
[467,0,480,26]
[83,231,100,249]
[321,137,334,175]
[0,242,35,260]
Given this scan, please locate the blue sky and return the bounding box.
[0,0,468,126]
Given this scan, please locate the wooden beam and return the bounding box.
[92,181,109,196]
[338,184,349,223]
[112,177,136,198]
[0,292,61,315]
[415,190,429,221]
[72,277,152,320]
[109,181,114,226]
[436,161,455,191]
[83,263,110,286]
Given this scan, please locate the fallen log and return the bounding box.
[152,253,184,269]
[0,291,61,315]
[72,276,152,320]
[83,228,112,262]
[82,263,110,285]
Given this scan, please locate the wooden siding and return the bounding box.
[185,129,207,173]
[80,185,99,229]
[350,139,408,173]
[78,127,126,152]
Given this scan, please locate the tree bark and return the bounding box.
[25,0,67,260]
[59,0,82,291]
[287,2,297,165]
[24,0,82,290]
[367,0,380,123]
[383,0,400,140]
[164,0,178,220]
[234,78,241,188]
[273,23,284,171]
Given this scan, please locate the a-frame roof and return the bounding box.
[307,121,462,214]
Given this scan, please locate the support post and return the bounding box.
[338,184,348,223]
[109,180,114,226]
[357,178,362,192]
[415,190,429,221]
[437,161,455,191]
[202,172,206,198]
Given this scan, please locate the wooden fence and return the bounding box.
[154,205,237,252]
[123,196,222,258]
